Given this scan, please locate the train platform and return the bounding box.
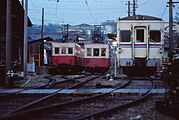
[0,88,168,94]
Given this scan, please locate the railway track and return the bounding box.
[0,77,156,120]
[0,74,89,98]
[0,75,103,118]
[0,76,164,120]
[78,78,155,120]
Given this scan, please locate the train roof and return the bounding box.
[119,15,162,21]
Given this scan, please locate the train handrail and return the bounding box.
[131,25,135,60]
[146,25,150,60]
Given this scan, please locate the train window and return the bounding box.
[136,29,144,42]
[87,48,92,56]
[61,47,66,54]
[54,47,59,54]
[101,48,106,56]
[68,47,73,54]
[120,31,131,42]
[93,48,99,56]
[150,31,161,42]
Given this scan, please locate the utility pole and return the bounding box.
[127,1,131,16]
[23,0,28,80]
[41,8,44,39]
[6,0,12,86]
[40,8,45,66]
[169,0,173,62]
[133,0,136,16]
[133,0,137,16]
[168,0,179,62]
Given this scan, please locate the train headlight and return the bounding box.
[118,48,122,53]
[158,47,162,53]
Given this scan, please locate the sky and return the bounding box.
[25,0,179,25]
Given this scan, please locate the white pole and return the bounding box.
[114,47,117,77]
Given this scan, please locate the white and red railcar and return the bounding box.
[83,41,110,73]
[49,41,83,74]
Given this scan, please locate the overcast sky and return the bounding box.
[26,0,179,25]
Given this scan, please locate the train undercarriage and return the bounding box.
[121,66,157,77]
[83,67,109,74]
[121,59,159,77]
[48,64,83,75]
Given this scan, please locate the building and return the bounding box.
[0,0,32,86]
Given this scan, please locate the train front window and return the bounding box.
[87,48,92,56]
[120,31,131,42]
[54,47,59,54]
[101,48,106,56]
[136,29,144,42]
[93,48,99,56]
[68,47,73,54]
[61,47,66,54]
[150,31,161,42]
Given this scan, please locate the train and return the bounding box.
[48,41,83,74]
[83,40,110,74]
[116,15,164,76]
[31,15,165,76]
[47,35,110,74]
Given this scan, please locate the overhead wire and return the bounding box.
[32,0,168,25]
[54,1,63,23]
[29,0,128,25]
[29,0,63,24]
[138,0,152,6]
[32,6,125,10]
[29,0,40,13]
[49,0,128,2]
[174,5,179,22]
[84,0,97,24]
[55,1,58,15]
[161,5,168,18]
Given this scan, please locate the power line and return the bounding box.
[139,0,152,6]
[32,6,125,10]
[50,0,129,2]
[29,0,40,13]
[174,5,179,22]
[161,6,168,18]
[55,1,58,15]
[84,0,97,24]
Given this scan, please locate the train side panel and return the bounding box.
[52,56,77,65]
[83,58,110,67]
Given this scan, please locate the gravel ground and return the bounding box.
[103,94,175,120]
[21,74,50,88]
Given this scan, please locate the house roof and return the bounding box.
[28,37,53,44]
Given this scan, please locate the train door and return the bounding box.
[133,27,148,59]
